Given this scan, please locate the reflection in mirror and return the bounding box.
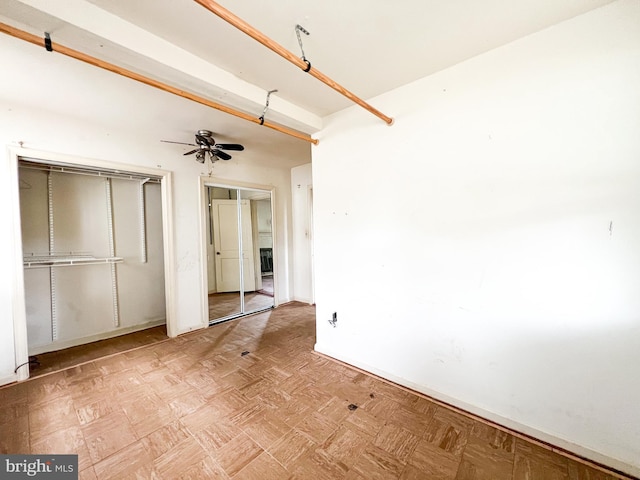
[206,186,275,325]
[240,189,275,315]
[208,187,241,322]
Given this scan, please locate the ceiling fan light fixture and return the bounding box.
[162,129,244,164]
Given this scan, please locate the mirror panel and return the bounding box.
[208,187,241,323]
[240,189,275,315]
[207,186,275,325]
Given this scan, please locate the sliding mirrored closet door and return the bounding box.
[206,186,274,324]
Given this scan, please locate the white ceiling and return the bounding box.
[0,0,616,167]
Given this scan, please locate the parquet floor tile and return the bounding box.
[212,432,263,477]
[0,302,632,480]
[268,429,316,467]
[28,395,78,441]
[373,423,421,463]
[289,448,349,480]
[192,418,242,451]
[321,424,370,468]
[30,424,92,471]
[0,416,29,454]
[351,444,406,480]
[456,432,515,480]
[232,451,288,480]
[154,435,211,478]
[81,410,138,464]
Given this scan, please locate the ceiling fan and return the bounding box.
[162,130,244,164]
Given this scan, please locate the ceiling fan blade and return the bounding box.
[161,140,197,146]
[213,149,232,161]
[215,143,244,151]
[183,149,199,155]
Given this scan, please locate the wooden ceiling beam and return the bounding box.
[194,0,394,126]
[0,21,319,145]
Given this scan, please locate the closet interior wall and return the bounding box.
[19,161,166,356]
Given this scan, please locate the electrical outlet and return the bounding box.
[328,312,337,327]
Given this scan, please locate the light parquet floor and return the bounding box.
[208,291,275,321]
[28,326,169,378]
[0,303,632,480]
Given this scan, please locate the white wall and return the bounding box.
[291,163,314,303]
[0,33,299,384]
[312,0,640,476]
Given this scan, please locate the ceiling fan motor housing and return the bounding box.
[162,129,244,163]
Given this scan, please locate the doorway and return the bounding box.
[203,182,276,324]
[9,148,176,382]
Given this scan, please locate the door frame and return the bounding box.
[8,146,177,382]
[199,176,278,325]
[308,185,315,305]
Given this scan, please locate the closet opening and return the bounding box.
[15,153,173,378]
[201,180,276,325]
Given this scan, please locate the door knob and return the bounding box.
[216,252,221,255]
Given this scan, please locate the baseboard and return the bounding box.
[276,296,291,306]
[314,343,639,479]
[28,319,166,356]
[292,295,314,305]
[0,374,17,388]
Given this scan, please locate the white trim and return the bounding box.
[8,148,29,382]
[270,188,279,307]
[8,147,177,384]
[160,171,177,338]
[307,184,315,305]
[14,148,167,178]
[198,178,213,330]
[236,196,245,314]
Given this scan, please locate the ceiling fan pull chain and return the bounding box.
[258,89,278,125]
[295,24,311,72]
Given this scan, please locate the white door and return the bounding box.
[212,199,256,293]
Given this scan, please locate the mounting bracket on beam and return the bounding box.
[259,89,278,125]
[44,32,52,52]
[295,24,310,70]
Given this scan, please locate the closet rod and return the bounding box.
[193,0,394,126]
[0,22,318,145]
